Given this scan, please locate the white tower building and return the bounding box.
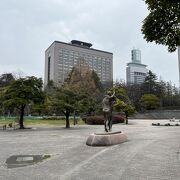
[126,49,148,84]
[178,46,180,89]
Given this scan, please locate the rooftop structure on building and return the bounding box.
[126,49,148,84]
[44,40,113,87]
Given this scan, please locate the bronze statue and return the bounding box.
[102,91,116,132]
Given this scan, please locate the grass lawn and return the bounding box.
[0,118,85,126]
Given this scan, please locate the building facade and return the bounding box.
[126,49,148,84]
[178,46,180,89]
[44,40,113,87]
[131,49,141,64]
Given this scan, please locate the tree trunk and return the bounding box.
[125,111,128,124]
[73,111,76,125]
[65,111,70,128]
[126,117,128,124]
[19,105,25,129]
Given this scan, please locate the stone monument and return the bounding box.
[86,91,127,146]
[86,131,127,146]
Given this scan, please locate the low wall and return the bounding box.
[130,110,180,119]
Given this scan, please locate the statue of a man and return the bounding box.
[102,91,116,132]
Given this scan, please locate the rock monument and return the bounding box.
[86,91,127,146]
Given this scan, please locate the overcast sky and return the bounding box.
[0,0,179,85]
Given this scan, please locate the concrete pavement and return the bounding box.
[0,119,180,180]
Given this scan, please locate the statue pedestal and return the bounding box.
[86,131,127,146]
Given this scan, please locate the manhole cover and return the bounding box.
[5,155,50,168]
[16,156,34,162]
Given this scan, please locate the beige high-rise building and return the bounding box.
[44,40,113,87]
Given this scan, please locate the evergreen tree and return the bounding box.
[2,76,44,129]
[141,70,158,95]
[0,73,15,87]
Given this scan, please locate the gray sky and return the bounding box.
[0,0,178,85]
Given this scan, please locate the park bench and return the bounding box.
[1,123,13,130]
[1,119,19,130]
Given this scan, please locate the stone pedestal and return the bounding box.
[86,131,127,146]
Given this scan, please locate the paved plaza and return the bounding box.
[0,119,180,180]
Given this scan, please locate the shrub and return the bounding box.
[85,116,103,125]
[84,114,125,125]
[81,116,87,122]
[113,115,125,124]
[140,94,160,110]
